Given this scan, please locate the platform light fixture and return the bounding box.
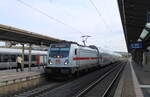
[146,23,150,28]
[140,29,149,39]
[147,46,150,51]
[137,38,142,42]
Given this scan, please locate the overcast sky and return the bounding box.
[0,0,127,52]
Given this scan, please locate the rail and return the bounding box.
[76,62,125,97]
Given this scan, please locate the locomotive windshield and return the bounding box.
[49,44,70,58]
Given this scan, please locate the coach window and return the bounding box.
[75,49,77,55]
[4,55,8,62]
[0,55,3,62]
[11,55,16,62]
[0,55,1,62]
[24,55,28,61]
[32,55,36,61]
[8,55,11,62]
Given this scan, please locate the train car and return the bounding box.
[99,49,121,66]
[0,48,47,69]
[45,43,120,75]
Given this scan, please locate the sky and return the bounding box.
[0,0,127,52]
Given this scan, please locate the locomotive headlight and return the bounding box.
[48,59,53,65]
[64,59,69,65]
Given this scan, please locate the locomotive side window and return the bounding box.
[75,49,77,55]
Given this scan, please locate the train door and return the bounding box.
[74,48,80,67]
[101,53,104,66]
[99,52,102,66]
[36,55,40,65]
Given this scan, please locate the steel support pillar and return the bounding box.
[22,44,25,71]
[29,44,32,71]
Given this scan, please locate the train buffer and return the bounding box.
[114,59,147,97]
[0,67,45,96]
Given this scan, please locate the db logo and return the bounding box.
[55,60,60,64]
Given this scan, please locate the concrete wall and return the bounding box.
[0,76,46,97]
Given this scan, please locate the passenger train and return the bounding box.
[45,42,121,75]
[0,48,47,69]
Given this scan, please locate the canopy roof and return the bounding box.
[118,0,150,52]
[0,24,65,46]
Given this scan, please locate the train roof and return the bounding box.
[96,47,122,56]
[50,43,98,50]
[0,48,47,55]
[110,52,122,57]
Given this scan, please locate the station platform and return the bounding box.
[0,67,44,86]
[114,59,150,97]
[0,67,45,96]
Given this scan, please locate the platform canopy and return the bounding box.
[118,0,150,52]
[0,24,65,46]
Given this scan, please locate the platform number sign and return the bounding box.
[130,43,143,49]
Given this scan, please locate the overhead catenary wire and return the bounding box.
[48,0,76,22]
[16,0,85,35]
[49,0,52,3]
[88,0,113,33]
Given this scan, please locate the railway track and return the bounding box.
[14,61,125,97]
[14,80,69,97]
[76,61,125,97]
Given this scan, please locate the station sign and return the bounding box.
[130,42,143,49]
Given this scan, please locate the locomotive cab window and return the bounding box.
[49,44,70,58]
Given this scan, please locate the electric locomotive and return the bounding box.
[45,42,120,75]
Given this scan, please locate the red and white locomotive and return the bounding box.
[45,42,121,74]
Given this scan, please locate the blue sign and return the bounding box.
[131,43,142,49]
